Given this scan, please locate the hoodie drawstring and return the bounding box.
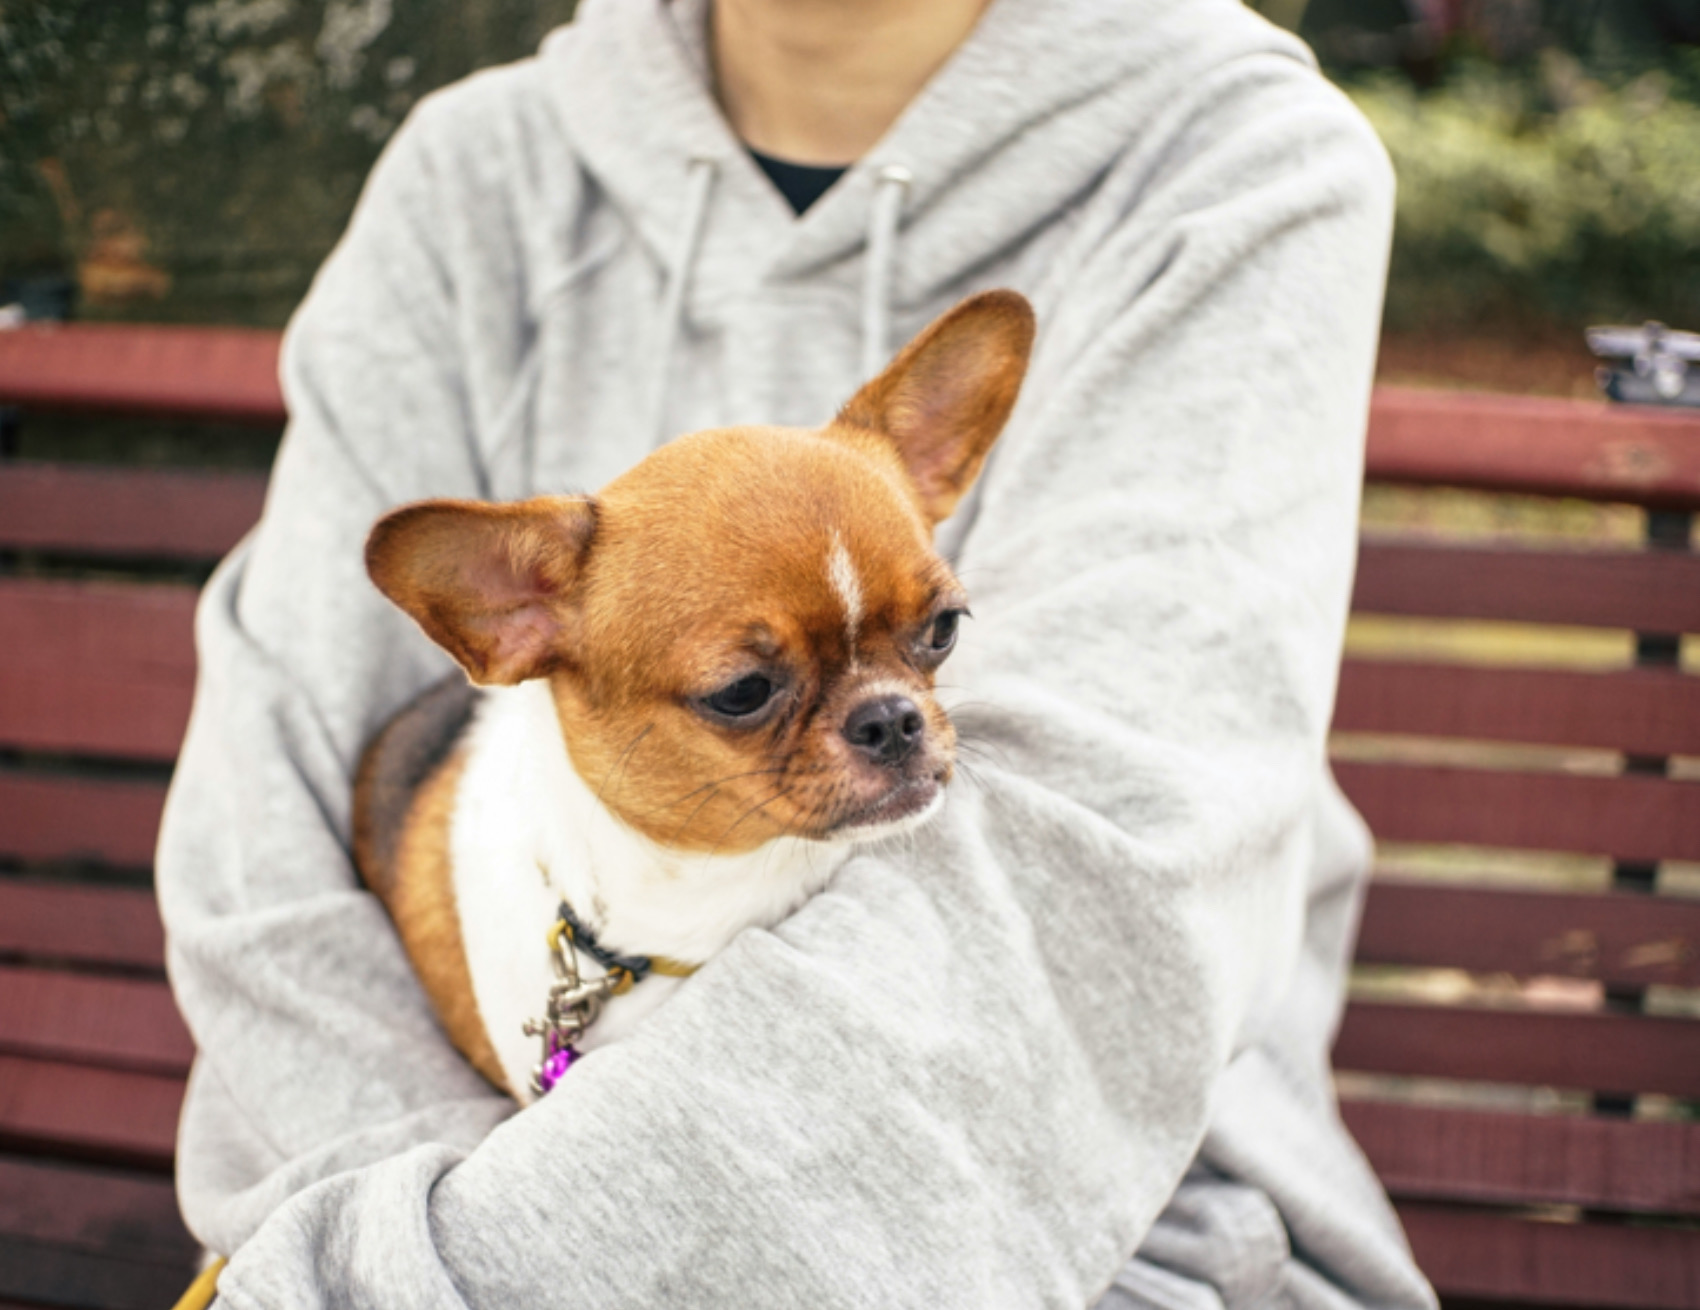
[650,156,719,447]
[647,156,910,448]
[861,165,912,382]
[485,232,623,498]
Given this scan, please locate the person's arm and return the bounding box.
[157,83,534,1249]
[164,57,1396,1310]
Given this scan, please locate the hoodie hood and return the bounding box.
[541,0,1315,382]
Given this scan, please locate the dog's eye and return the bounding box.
[704,673,775,719]
[929,609,963,654]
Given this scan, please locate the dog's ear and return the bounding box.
[365,496,597,686]
[836,289,1035,525]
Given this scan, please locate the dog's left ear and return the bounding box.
[836,289,1035,525]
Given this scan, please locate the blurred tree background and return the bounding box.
[0,0,576,326]
[1256,0,1700,391]
[2,0,1697,393]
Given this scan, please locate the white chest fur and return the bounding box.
[448,680,851,1102]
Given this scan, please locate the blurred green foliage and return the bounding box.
[0,1,576,326]
[1249,0,1700,332]
[3,0,1695,337]
[1352,56,1700,331]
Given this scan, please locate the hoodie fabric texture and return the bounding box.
[156,0,1432,1305]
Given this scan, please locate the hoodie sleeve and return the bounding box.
[156,91,521,1253]
[168,53,1399,1310]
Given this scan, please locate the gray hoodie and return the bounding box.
[156,0,1433,1305]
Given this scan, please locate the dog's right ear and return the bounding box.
[365,496,597,686]
[836,289,1034,526]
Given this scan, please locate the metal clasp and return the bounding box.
[523,914,628,1095]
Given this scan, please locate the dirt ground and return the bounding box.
[1376,327,1603,398]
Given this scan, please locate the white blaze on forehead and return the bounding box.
[827,530,864,652]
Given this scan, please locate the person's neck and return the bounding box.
[711,0,990,166]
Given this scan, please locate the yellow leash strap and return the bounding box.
[172,1257,225,1310]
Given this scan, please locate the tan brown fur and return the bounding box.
[384,749,506,1089]
[353,677,504,1087]
[548,426,963,852]
[352,675,478,894]
[536,289,1033,849]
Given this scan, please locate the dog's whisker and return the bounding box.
[953,741,1008,768]
[636,765,790,819]
[710,783,796,858]
[667,787,721,845]
[595,723,653,809]
[954,758,997,796]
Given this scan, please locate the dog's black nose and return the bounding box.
[842,696,925,765]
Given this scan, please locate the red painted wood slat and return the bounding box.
[0,1238,200,1310]
[0,578,198,762]
[0,882,165,971]
[1341,1099,1700,1216]
[1336,761,1700,863]
[0,461,266,560]
[1333,1001,1700,1099]
[1334,659,1700,758]
[0,324,284,425]
[1365,386,1700,512]
[1397,1201,1700,1310]
[0,1156,198,1310]
[8,341,1699,508]
[1354,541,1700,634]
[0,967,192,1075]
[1355,880,1700,988]
[0,1055,181,1169]
[0,772,168,869]
[0,1155,195,1258]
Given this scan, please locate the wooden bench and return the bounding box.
[1330,392,1700,1304]
[0,325,277,1309]
[1,324,1696,1307]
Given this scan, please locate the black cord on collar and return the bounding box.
[556,900,658,984]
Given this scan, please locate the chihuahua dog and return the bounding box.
[352,290,1034,1102]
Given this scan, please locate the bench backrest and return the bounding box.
[0,326,278,1306]
[1328,389,1700,1307]
[2,325,1697,1307]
